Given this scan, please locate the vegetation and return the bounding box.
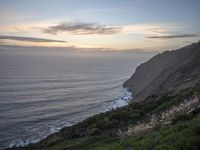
[8,83,200,150]
[120,94,199,138]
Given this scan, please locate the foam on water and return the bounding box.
[0,48,153,150]
[7,88,132,149]
[110,88,132,109]
[8,120,73,148]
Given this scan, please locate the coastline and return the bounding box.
[6,44,200,150]
[6,87,132,149]
[7,83,200,150]
[5,42,200,150]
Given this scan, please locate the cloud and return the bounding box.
[146,34,198,39]
[42,22,175,36]
[0,36,66,43]
[43,22,122,35]
[121,24,182,35]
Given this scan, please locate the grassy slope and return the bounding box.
[48,115,200,150]
[8,83,200,150]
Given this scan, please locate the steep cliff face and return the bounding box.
[124,41,200,102]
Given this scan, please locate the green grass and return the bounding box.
[119,116,200,150]
[8,83,200,150]
[43,115,200,150]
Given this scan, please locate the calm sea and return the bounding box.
[0,47,154,149]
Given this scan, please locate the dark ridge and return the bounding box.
[124,41,200,102]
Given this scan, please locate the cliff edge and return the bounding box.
[124,41,200,102]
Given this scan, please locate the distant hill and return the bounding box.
[124,41,200,102]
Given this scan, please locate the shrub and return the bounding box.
[119,94,200,138]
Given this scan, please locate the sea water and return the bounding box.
[0,47,154,149]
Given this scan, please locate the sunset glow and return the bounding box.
[0,0,199,51]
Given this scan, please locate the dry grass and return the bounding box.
[119,94,200,138]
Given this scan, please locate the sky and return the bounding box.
[0,0,200,51]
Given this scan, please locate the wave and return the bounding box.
[107,88,132,110]
[7,88,132,149]
[8,120,73,149]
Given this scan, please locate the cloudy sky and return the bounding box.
[0,0,199,51]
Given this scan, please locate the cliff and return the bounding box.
[6,42,200,150]
[124,41,200,102]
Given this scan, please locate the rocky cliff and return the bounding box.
[124,41,200,102]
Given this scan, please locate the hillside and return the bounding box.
[124,41,200,101]
[7,83,200,150]
[7,42,200,150]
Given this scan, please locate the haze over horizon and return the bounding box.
[0,0,200,52]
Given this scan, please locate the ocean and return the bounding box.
[0,47,154,149]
